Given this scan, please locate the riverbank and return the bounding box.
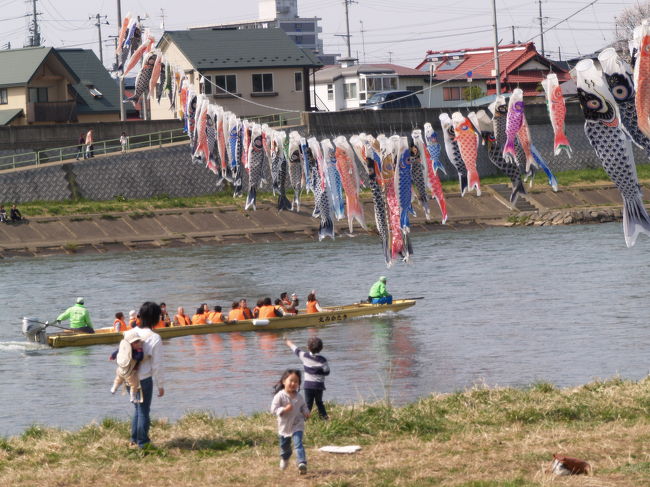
[0,181,636,258]
[1,377,648,486]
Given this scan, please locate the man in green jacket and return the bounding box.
[57,297,95,333]
[368,276,393,304]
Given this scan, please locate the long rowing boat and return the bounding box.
[42,300,416,348]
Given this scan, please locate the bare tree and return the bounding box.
[615,2,650,42]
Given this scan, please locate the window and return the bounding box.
[344,82,357,100]
[29,87,48,102]
[327,84,334,100]
[214,75,237,94]
[294,72,303,92]
[0,88,7,104]
[443,87,462,101]
[252,73,274,93]
[87,86,103,98]
[202,75,212,95]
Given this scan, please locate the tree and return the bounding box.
[463,85,484,102]
[615,2,650,43]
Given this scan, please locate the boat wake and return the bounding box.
[0,341,50,352]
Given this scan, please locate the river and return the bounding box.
[1,222,648,437]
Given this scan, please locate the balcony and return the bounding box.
[27,101,77,123]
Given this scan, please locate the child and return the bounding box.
[286,337,330,419]
[110,333,145,402]
[120,132,128,154]
[270,369,310,474]
[0,206,6,223]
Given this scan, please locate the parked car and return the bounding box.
[364,90,422,110]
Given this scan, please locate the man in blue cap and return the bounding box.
[368,276,392,304]
[56,297,95,334]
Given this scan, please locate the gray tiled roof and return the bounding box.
[0,108,23,125]
[0,47,79,88]
[56,49,121,114]
[161,28,322,70]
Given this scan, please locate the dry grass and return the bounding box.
[2,378,650,486]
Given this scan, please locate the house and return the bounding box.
[415,42,570,107]
[312,61,429,111]
[0,46,123,126]
[190,0,338,65]
[0,47,79,125]
[55,48,122,122]
[151,28,322,123]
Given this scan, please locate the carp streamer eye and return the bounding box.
[612,85,629,100]
[514,101,524,111]
[587,98,602,111]
[645,44,650,53]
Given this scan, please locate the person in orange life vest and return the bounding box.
[191,307,207,325]
[259,297,282,319]
[274,299,289,316]
[153,305,167,329]
[128,310,140,328]
[306,293,323,314]
[280,292,299,314]
[252,299,263,318]
[207,305,224,324]
[158,303,171,327]
[113,312,128,332]
[239,299,253,319]
[174,307,191,326]
[202,303,210,315]
[228,301,246,321]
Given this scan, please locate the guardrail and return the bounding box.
[0,128,189,172]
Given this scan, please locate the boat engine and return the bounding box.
[22,317,48,344]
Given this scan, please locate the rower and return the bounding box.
[368,276,393,304]
[306,292,323,313]
[191,307,207,325]
[259,297,282,318]
[56,297,94,334]
[280,292,299,314]
[113,312,127,332]
[239,299,253,319]
[228,301,246,321]
[207,305,224,324]
[174,307,191,326]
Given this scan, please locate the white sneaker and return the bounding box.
[280,458,288,470]
[298,463,307,475]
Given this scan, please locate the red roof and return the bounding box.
[369,63,428,77]
[415,43,569,85]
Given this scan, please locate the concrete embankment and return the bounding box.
[0,182,632,258]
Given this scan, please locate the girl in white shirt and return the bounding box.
[270,369,310,474]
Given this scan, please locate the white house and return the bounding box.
[312,61,429,111]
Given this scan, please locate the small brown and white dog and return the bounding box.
[551,453,591,475]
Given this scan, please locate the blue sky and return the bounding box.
[0,0,634,68]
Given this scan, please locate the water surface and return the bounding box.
[1,222,648,436]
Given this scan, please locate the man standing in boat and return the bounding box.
[368,277,392,304]
[56,297,95,333]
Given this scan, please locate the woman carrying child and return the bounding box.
[123,301,165,449]
[270,369,310,475]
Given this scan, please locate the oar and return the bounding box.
[404,297,424,300]
[27,318,73,332]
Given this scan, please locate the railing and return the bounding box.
[245,111,302,128]
[0,128,189,171]
[27,101,77,123]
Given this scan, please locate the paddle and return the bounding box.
[404,297,425,300]
[22,318,73,332]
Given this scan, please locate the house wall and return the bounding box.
[426,80,488,108]
[151,40,308,123]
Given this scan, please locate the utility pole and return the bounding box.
[388,51,393,63]
[27,0,41,46]
[511,25,515,44]
[491,0,501,96]
[360,20,366,64]
[342,0,357,59]
[91,14,109,64]
[538,0,545,57]
[160,8,166,30]
[558,45,562,60]
[117,0,126,121]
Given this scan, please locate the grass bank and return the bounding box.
[11,166,649,218]
[2,377,650,486]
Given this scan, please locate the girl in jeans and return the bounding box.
[270,369,310,474]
